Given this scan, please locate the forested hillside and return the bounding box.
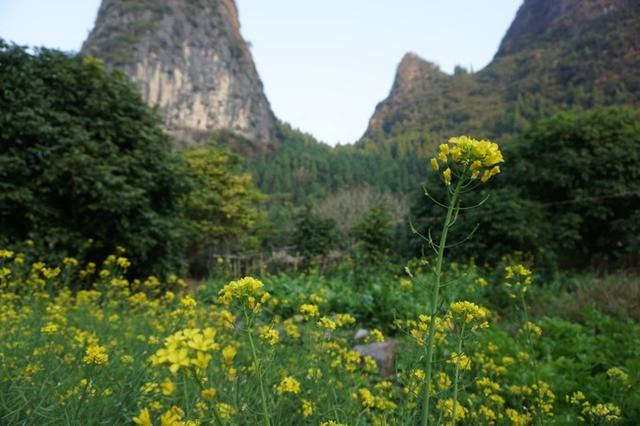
[364,0,640,143]
[242,0,640,265]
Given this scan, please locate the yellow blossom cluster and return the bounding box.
[448,352,472,371]
[357,383,397,412]
[217,276,270,311]
[431,136,504,184]
[450,301,490,330]
[259,325,280,345]
[150,328,219,373]
[520,321,543,338]
[276,376,301,395]
[400,314,451,346]
[505,263,533,298]
[437,397,468,422]
[606,367,629,384]
[83,344,109,365]
[568,391,622,422]
[301,399,314,417]
[299,303,320,319]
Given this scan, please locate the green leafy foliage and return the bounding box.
[410,107,640,270]
[292,207,339,267]
[350,203,394,262]
[181,144,266,275]
[513,107,640,266]
[0,42,191,276]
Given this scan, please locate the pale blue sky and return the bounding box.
[0,0,522,145]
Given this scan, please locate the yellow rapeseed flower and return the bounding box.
[358,388,376,409]
[161,378,176,396]
[300,304,320,319]
[191,351,212,370]
[159,406,184,426]
[318,316,336,330]
[40,322,59,335]
[83,344,108,365]
[217,276,267,306]
[276,376,301,395]
[520,321,542,338]
[450,301,490,330]
[430,157,439,171]
[167,348,190,374]
[447,352,471,370]
[306,368,322,380]
[370,328,384,342]
[437,398,468,422]
[259,326,280,345]
[301,399,314,417]
[443,168,452,185]
[334,313,356,327]
[201,387,216,400]
[433,136,503,184]
[222,345,237,365]
[132,408,153,426]
[606,367,629,383]
[216,403,235,420]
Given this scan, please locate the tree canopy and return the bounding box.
[0,42,191,276]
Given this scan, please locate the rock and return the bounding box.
[353,328,369,340]
[82,0,277,145]
[353,340,399,377]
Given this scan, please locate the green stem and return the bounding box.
[244,307,271,426]
[74,374,92,421]
[183,371,190,417]
[421,178,464,426]
[520,293,543,426]
[191,371,224,426]
[451,324,465,426]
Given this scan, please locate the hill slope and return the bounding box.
[364,0,640,144]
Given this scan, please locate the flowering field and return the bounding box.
[1,137,638,425]
[1,247,638,425]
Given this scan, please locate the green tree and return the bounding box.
[514,107,640,266]
[350,203,394,262]
[293,207,338,267]
[181,144,266,274]
[410,107,640,270]
[0,42,190,276]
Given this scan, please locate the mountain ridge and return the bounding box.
[82,0,278,144]
[363,0,640,143]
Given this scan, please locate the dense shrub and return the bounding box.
[0,42,191,276]
[513,107,640,266]
[410,107,640,270]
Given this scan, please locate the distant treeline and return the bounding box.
[2,41,639,278]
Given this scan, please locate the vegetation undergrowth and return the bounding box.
[1,136,638,425]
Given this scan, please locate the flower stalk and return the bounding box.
[244,306,271,426]
[420,136,504,426]
[420,177,463,426]
[451,323,466,426]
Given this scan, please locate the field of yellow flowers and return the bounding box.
[2,137,639,425]
[1,247,638,425]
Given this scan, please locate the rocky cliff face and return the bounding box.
[363,0,640,142]
[366,53,447,138]
[82,0,277,144]
[496,0,628,56]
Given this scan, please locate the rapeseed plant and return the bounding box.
[0,151,636,426]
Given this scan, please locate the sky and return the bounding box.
[0,0,522,145]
